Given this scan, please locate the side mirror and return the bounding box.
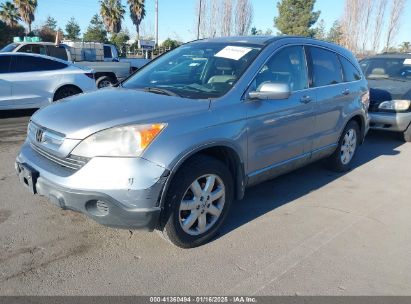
[248,82,291,100]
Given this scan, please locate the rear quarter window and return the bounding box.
[339,55,361,82]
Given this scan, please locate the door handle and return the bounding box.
[342,88,350,96]
[300,95,312,104]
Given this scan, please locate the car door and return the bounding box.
[307,46,349,151]
[246,45,317,181]
[8,55,66,107]
[0,55,12,108]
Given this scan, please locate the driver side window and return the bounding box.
[255,46,309,92]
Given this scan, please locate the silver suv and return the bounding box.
[16,36,370,248]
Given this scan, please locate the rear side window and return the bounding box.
[339,55,361,82]
[19,44,47,55]
[47,46,69,61]
[11,56,67,73]
[0,56,12,73]
[309,47,343,87]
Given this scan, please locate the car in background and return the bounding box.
[1,42,132,88]
[360,53,411,142]
[16,36,369,247]
[0,52,96,110]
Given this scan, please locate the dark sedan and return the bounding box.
[360,54,411,142]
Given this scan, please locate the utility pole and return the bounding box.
[155,0,159,47]
[197,0,202,40]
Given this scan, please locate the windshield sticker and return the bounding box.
[215,46,253,61]
[404,59,411,65]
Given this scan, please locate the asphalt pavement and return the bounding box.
[0,110,411,296]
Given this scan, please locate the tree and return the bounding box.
[44,16,57,31]
[161,38,181,49]
[0,20,25,47]
[100,0,125,35]
[13,0,37,33]
[0,1,21,27]
[327,20,343,44]
[128,0,145,41]
[384,0,406,51]
[83,14,108,42]
[234,0,253,36]
[110,29,129,56]
[220,0,233,36]
[314,19,326,40]
[274,0,320,37]
[371,0,388,52]
[65,17,81,40]
[399,41,410,52]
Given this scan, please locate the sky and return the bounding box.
[3,0,411,46]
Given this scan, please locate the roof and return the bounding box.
[368,53,411,59]
[9,41,57,46]
[191,35,312,46]
[0,51,70,65]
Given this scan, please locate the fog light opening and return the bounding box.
[86,200,110,217]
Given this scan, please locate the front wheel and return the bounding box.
[96,76,116,89]
[159,155,233,248]
[326,121,360,172]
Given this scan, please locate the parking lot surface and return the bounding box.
[1,110,411,296]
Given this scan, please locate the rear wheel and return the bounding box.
[96,76,116,89]
[53,86,82,101]
[326,121,360,172]
[402,123,411,142]
[159,155,233,248]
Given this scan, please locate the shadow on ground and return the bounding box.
[218,130,404,238]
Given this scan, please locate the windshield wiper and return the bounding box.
[367,76,407,82]
[143,87,181,97]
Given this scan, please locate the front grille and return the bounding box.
[31,143,89,171]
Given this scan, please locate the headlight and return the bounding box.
[72,124,166,157]
[378,100,411,112]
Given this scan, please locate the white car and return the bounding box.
[0,52,96,110]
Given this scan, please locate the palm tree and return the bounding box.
[128,0,145,41]
[0,1,21,28]
[100,0,125,35]
[13,0,37,33]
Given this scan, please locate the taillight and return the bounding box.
[85,73,94,79]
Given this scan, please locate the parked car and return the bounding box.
[0,52,96,110]
[1,42,131,88]
[15,36,370,247]
[359,53,411,142]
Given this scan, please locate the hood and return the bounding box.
[368,79,411,105]
[31,88,210,139]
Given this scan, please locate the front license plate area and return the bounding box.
[17,163,39,194]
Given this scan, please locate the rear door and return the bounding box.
[8,55,67,107]
[307,46,348,151]
[0,55,12,107]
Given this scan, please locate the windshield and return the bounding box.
[0,43,18,53]
[360,57,411,80]
[122,42,262,99]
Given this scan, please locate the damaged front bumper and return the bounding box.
[16,141,168,230]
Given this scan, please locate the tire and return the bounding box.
[402,123,411,142]
[53,86,82,101]
[326,120,360,172]
[159,155,234,248]
[96,76,116,89]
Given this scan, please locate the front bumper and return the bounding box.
[16,141,167,230]
[369,111,411,132]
